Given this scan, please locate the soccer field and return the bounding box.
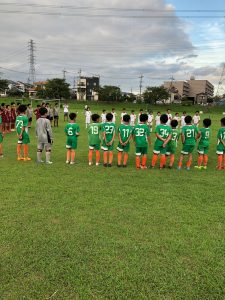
[1,101,225,299]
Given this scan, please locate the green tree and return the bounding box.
[97,85,122,102]
[44,78,70,99]
[143,86,169,104]
[0,79,8,92]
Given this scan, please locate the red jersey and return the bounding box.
[1,109,6,122]
[10,108,16,122]
[5,109,11,123]
[34,108,41,120]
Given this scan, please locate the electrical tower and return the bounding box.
[28,39,36,84]
[216,64,225,96]
[62,69,67,80]
[139,74,144,98]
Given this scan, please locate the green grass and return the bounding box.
[1,101,225,299]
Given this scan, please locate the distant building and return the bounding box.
[77,76,99,101]
[163,77,214,104]
[28,81,48,98]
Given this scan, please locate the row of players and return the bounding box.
[0,104,225,170]
[0,102,201,133]
[84,107,201,129]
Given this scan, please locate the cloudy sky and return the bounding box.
[0,0,225,93]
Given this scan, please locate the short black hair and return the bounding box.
[195,111,199,113]
[140,113,148,122]
[11,102,15,105]
[1,103,5,106]
[167,109,171,112]
[112,108,115,111]
[92,113,100,122]
[221,117,225,126]
[185,115,192,124]
[39,107,48,116]
[203,118,211,127]
[131,110,134,113]
[122,108,126,110]
[102,109,106,112]
[183,111,186,114]
[18,104,27,113]
[171,119,178,128]
[6,105,10,108]
[106,113,113,121]
[140,109,143,112]
[160,114,168,124]
[175,112,179,115]
[55,103,58,106]
[69,113,77,120]
[37,104,40,107]
[157,111,161,114]
[123,114,130,122]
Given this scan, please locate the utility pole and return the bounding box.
[169,75,175,103]
[28,39,36,84]
[73,76,76,89]
[62,69,67,80]
[139,74,144,99]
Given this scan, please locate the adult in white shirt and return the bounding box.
[101,109,106,123]
[120,108,127,124]
[63,103,69,122]
[85,107,92,128]
[130,110,136,126]
[193,111,200,127]
[138,109,143,124]
[147,111,154,132]
[111,108,117,123]
[166,109,172,126]
[173,113,181,127]
[180,111,186,128]
[155,112,161,126]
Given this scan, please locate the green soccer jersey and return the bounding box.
[155,124,172,146]
[182,125,199,146]
[134,124,150,147]
[64,123,80,137]
[102,122,116,143]
[88,123,102,145]
[217,128,225,146]
[168,128,180,148]
[199,127,211,147]
[16,115,28,135]
[118,124,133,143]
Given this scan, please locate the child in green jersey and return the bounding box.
[178,115,200,170]
[65,113,80,165]
[0,108,4,157]
[16,104,31,161]
[101,113,116,167]
[151,114,172,169]
[88,114,101,166]
[117,114,133,167]
[195,118,211,170]
[216,117,225,170]
[165,119,180,168]
[133,113,151,169]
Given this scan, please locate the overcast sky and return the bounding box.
[0,0,225,93]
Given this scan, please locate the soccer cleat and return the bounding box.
[103,163,108,167]
[46,161,53,164]
[95,163,100,166]
[141,165,147,169]
[70,162,75,165]
[89,162,93,166]
[216,166,222,170]
[66,160,70,164]
[168,166,172,169]
[24,157,32,161]
[0,154,3,158]
[186,167,190,171]
[123,165,127,168]
[194,166,201,170]
[117,164,121,167]
[177,167,181,170]
[108,164,112,167]
[202,166,207,170]
[37,160,44,163]
[17,157,24,161]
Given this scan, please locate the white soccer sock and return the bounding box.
[37,152,42,162]
[46,151,51,162]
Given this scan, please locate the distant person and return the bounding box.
[64,113,80,165]
[195,118,211,170]
[151,114,172,169]
[88,114,102,166]
[165,119,180,168]
[27,103,33,128]
[53,103,60,127]
[111,108,117,124]
[16,105,31,161]
[63,103,69,122]
[101,109,106,123]
[216,117,225,170]
[193,111,200,127]
[155,111,161,126]
[117,114,133,167]
[147,111,154,132]
[166,109,172,126]
[85,107,92,128]
[120,108,126,124]
[180,111,187,128]
[177,115,199,170]
[130,110,136,126]
[133,113,150,169]
[0,108,4,157]
[102,113,116,167]
[36,107,53,164]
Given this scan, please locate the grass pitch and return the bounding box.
[1,101,225,299]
